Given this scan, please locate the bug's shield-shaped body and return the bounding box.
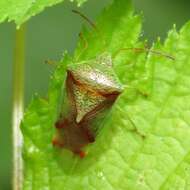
[53,53,123,157]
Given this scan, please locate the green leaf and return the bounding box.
[21,0,190,189]
[0,0,87,26]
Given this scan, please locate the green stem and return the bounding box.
[12,24,26,190]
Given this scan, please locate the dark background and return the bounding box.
[1,0,190,189]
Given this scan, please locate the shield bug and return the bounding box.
[52,10,174,158]
[52,53,123,158]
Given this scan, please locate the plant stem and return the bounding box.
[12,24,26,190]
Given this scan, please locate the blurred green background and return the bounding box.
[1,0,190,189]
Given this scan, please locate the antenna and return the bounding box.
[72,9,106,59]
[72,9,106,45]
[113,47,175,61]
[72,10,98,32]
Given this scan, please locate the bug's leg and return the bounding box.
[113,47,173,95]
[43,59,58,76]
[76,32,88,61]
[125,113,146,139]
[44,59,57,66]
[124,85,149,98]
[79,32,88,50]
[112,47,175,60]
[52,138,64,148]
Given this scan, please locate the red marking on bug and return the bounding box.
[79,151,86,158]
